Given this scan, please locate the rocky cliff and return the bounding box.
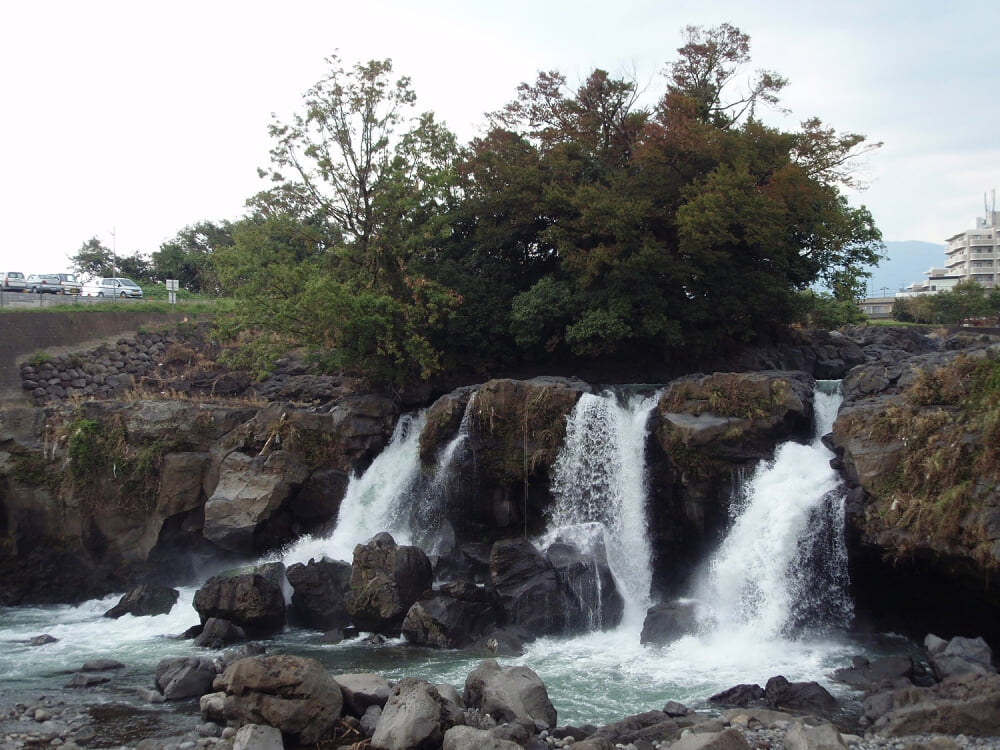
[5,321,1000,651]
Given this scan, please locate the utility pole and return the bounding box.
[110,227,117,305]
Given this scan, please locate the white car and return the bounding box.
[1,272,27,292]
[83,277,144,298]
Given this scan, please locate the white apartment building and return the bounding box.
[942,207,1000,289]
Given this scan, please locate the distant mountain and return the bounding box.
[862,240,944,297]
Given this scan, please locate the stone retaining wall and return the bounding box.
[18,322,216,405]
[0,311,212,403]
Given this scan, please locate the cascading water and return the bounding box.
[281,394,477,566]
[282,411,427,566]
[0,380,870,730]
[694,380,853,637]
[540,390,660,627]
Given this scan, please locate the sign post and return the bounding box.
[166,279,179,311]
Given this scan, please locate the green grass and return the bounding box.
[0,298,234,314]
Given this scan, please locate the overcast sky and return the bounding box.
[1,0,996,280]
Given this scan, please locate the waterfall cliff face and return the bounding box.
[695,382,852,636]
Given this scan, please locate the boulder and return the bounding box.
[371,677,461,750]
[545,537,624,631]
[443,725,522,750]
[233,723,284,750]
[345,534,433,634]
[335,672,392,717]
[203,450,309,555]
[489,539,565,637]
[930,635,995,680]
[670,729,750,750]
[193,573,285,635]
[783,721,848,750]
[866,672,1000,737]
[588,710,681,745]
[103,584,179,618]
[194,617,248,649]
[155,657,219,701]
[463,659,557,729]
[216,654,343,745]
[286,558,352,630]
[708,684,765,708]
[401,590,498,649]
[640,600,710,645]
[831,655,915,690]
[763,676,837,716]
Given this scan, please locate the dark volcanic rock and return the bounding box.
[286,557,353,631]
[192,573,285,635]
[345,533,433,635]
[489,538,565,637]
[103,584,180,618]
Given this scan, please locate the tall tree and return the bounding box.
[217,56,461,386]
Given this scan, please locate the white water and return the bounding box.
[695,381,852,637]
[0,381,867,726]
[281,412,428,565]
[540,390,660,627]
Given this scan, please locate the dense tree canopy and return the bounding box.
[213,27,884,386]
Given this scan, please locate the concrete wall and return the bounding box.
[0,311,212,403]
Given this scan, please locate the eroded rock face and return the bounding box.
[830,332,1000,644]
[215,654,343,746]
[646,370,815,598]
[345,534,433,635]
[489,539,565,637]
[204,451,310,555]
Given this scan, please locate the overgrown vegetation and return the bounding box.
[864,352,1000,562]
[5,414,182,513]
[892,280,1000,325]
[662,376,790,419]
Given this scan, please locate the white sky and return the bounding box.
[1,0,996,275]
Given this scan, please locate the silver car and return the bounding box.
[1,272,27,292]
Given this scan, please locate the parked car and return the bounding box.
[82,277,144,298]
[1,272,27,292]
[27,274,62,294]
[55,273,80,295]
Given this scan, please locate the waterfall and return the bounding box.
[541,390,660,627]
[282,412,427,565]
[281,395,478,566]
[695,381,852,637]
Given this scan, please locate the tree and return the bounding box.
[70,237,115,278]
[663,23,787,128]
[217,56,462,386]
[153,220,234,293]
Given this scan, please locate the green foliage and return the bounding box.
[210,32,883,385]
[28,350,52,366]
[70,237,153,283]
[63,415,173,511]
[892,281,1000,325]
[8,452,61,490]
[797,291,866,329]
[152,220,233,293]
